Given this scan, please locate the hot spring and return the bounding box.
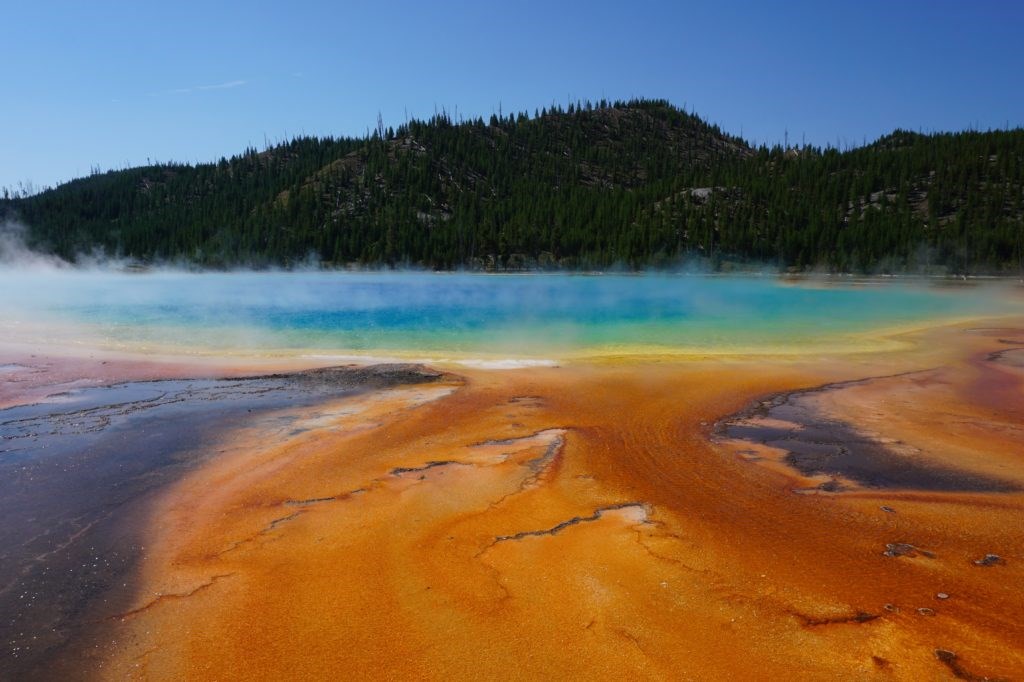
[0,270,1018,361]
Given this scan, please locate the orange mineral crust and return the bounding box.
[100,330,1024,680]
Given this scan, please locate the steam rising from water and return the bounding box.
[1,268,1018,362]
[0,221,70,270]
[0,219,1019,361]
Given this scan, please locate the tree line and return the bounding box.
[3,99,1022,274]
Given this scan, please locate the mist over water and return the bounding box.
[0,268,1018,359]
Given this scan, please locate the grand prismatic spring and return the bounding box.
[1,270,1023,680]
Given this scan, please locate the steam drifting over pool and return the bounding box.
[0,270,1019,360]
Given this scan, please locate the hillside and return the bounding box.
[2,99,1023,273]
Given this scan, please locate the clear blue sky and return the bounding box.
[3,0,1022,191]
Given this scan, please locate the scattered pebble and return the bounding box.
[973,553,1004,567]
[917,607,935,616]
[879,506,896,513]
[884,543,913,557]
[883,603,899,612]
[884,540,933,557]
[936,592,949,600]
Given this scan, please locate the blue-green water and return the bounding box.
[0,271,1018,358]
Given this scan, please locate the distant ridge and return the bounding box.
[2,99,1022,274]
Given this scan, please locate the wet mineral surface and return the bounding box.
[2,323,1024,680]
[0,365,443,680]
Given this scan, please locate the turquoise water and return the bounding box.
[0,271,1018,358]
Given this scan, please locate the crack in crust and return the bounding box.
[110,573,236,621]
[214,512,304,557]
[488,502,647,546]
[791,610,880,627]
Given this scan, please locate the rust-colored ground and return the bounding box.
[61,319,1021,681]
[0,325,1012,680]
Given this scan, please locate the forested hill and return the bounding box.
[3,98,1023,274]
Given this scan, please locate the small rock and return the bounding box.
[936,592,949,600]
[973,553,1004,567]
[917,607,935,616]
[880,506,896,513]
[883,603,899,612]
[884,543,918,557]
[883,542,935,558]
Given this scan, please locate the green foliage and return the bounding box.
[3,100,1022,273]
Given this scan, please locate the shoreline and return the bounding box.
[24,261,1024,282]
[5,310,1023,374]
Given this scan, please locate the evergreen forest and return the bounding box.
[3,99,1022,274]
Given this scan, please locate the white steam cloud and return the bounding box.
[0,220,138,272]
[0,221,70,270]
[152,80,248,96]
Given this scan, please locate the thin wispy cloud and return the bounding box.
[197,80,247,91]
[151,80,248,96]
